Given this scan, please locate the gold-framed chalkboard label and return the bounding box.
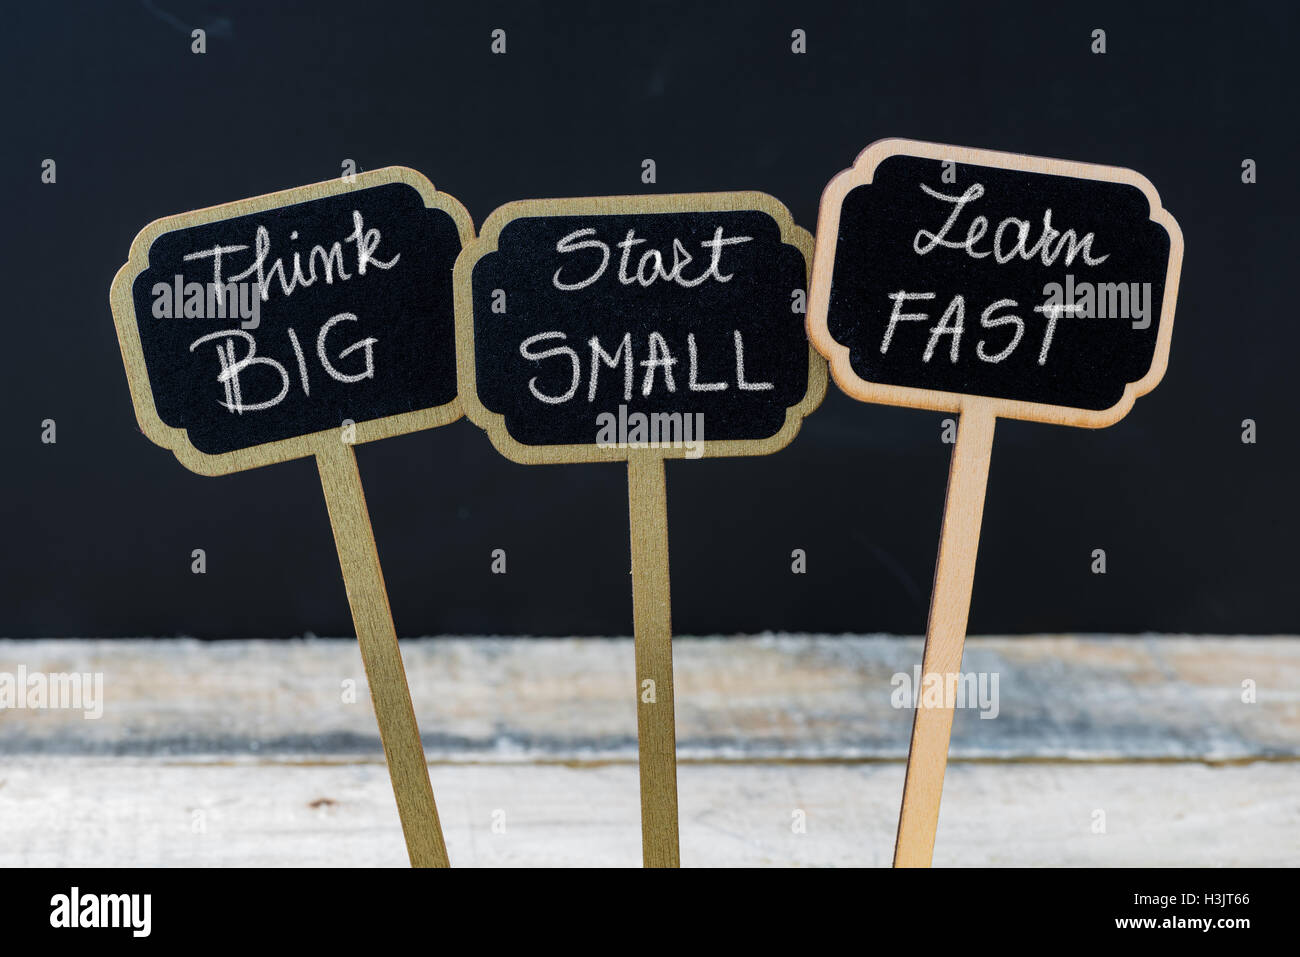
[111,166,472,476]
[455,191,826,464]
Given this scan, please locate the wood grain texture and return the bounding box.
[627,454,681,867]
[894,404,996,867]
[6,635,1295,761]
[2,636,1294,866]
[3,758,1295,868]
[316,443,448,867]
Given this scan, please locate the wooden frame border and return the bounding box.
[109,166,475,476]
[807,138,1184,429]
[453,192,828,464]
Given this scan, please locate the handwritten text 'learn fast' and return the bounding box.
[882,181,1116,366]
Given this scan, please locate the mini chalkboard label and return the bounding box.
[109,167,474,868]
[807,139,1183,869]
[455,192,826,867]
[456,193,825,462]
[111,167,471,473]
[809,139,1183,426]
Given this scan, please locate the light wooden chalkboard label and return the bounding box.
[456,193,826,866]
[807,139,1184,868]
[109,167,474,868]
[809,139,1181,425]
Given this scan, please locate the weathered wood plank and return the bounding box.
[1,636,1295,760]
[1,758,1295,867]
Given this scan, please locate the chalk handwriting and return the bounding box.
[182,211,399,304]
[552,227,752,291]
[912,183,1109,267]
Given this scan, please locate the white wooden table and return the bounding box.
[1,635,1296,866]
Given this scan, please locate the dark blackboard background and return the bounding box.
[2,0,1294,638]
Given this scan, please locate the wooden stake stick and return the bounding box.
[627,453,681,868]
[893,403,996,868]
[316,441,449,868]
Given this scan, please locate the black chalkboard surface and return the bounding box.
[456,194,825,463]
[810,140,1183,426]
[111,167,472,471]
